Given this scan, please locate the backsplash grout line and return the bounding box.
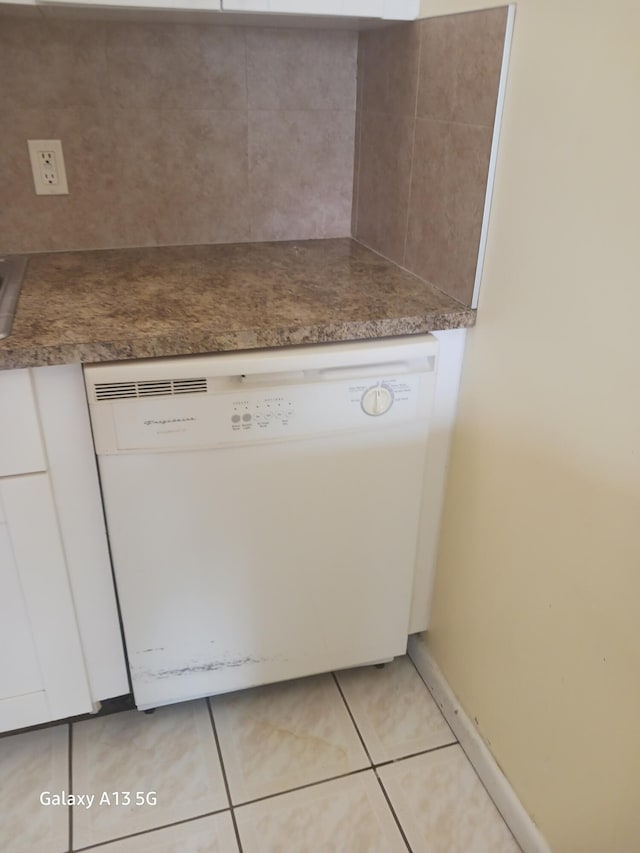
[352,107,362,238]
[351,35,363,240]
[356,108,494,131]
[351,236,470,309]
[401,20,423,269]
[243,27,252,248]
[242,27,249,112]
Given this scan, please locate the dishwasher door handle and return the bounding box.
[239,370,307,386]
[239,362,414,386]
[318,362,414,380]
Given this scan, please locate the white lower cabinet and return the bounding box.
[0,523,44,709]
[0,475,94,732]
[0,363,129,733]
[0,369,45,477]
[32,363,129,704]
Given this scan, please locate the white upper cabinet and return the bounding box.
[33,0,417,19]
[38,0,221,9]
[221,0,418,18]
[382,0,419,19]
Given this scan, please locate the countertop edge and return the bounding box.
[0,312,475,370]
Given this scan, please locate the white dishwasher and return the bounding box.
[84,335,438,710]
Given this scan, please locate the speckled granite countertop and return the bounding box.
[0,239,475,370]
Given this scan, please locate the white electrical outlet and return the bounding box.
[27,139,69,196]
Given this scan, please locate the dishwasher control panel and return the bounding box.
[96,373,430,453]
[225,376,421,441]
[85,336,439,455]
[230,394,296,433]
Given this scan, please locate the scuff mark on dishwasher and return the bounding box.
[132,654,278,682]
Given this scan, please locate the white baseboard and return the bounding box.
[408,634,552,853]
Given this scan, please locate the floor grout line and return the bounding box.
[373,766,413,853]
[69,698,239,852]
[70,810,231,852]
[374,740,459,769]
[229,765,373,811]
[207,697,243,853]
[332,668,412,852]
[68,722,73,853]
[331,670,375,765]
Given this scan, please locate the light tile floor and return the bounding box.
[0,656,521,852]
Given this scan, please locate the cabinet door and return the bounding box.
[381,0,418,19]
[222,0,381,14]
[32,363,129,702]
[38,0,220,9]
[221,0,417,16]
[0,475,93,732]
[0,523,42,699]
[0,369,46,477]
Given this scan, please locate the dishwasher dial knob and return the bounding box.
[361,384,394,416]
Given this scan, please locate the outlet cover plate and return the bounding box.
[27,139,69,196]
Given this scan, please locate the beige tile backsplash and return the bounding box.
[106,23,248,112]
[405,119,494,305]
[417,7,507,128]
[248,109,355,243]
[0,10,507,307]
[354,8,508,306]
[354,110,414,266]
[245,27,357,112]
[0,19,357,253]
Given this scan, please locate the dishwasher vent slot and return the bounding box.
[94,377,207,401]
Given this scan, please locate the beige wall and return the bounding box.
[422,0,640,850]
[0,19,356,253]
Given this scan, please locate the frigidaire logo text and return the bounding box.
[144,417,196,426]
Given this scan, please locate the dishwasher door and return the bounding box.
[85,337,438,709]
